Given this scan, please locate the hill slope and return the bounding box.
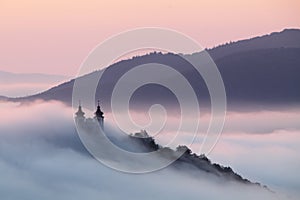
[10,29,300,111]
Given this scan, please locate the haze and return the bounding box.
[0,101,298,199]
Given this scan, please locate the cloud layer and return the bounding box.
[0,101,298,199]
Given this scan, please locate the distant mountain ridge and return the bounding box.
[0,70,69,84]
[0,70,70,98]
[207,28,300,60]
[8,29,300,111]
[0,95,8,101]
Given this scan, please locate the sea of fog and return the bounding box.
[0,100,299,200]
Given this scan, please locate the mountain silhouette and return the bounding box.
[207,28,300,60]
[8,29,300,111]
[0,70,69,84]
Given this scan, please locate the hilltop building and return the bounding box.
[75,100,104,130]
[94,100,104,129]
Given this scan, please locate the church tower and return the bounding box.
[94,100,104,130]
[75,101,85,124]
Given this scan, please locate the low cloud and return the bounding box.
[0,101,296,199]
[210,130,300,199]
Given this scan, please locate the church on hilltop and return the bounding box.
[75,100,104,130]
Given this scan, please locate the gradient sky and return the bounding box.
[0,0,299,76]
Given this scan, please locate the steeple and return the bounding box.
[75,101,85,124]
[94,100,104,130]
[75,101,85,118]
[95,100,104,118]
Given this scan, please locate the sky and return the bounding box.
[0,0,300,76]
[0,2,299,198]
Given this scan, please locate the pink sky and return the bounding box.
[0,0,299,76]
